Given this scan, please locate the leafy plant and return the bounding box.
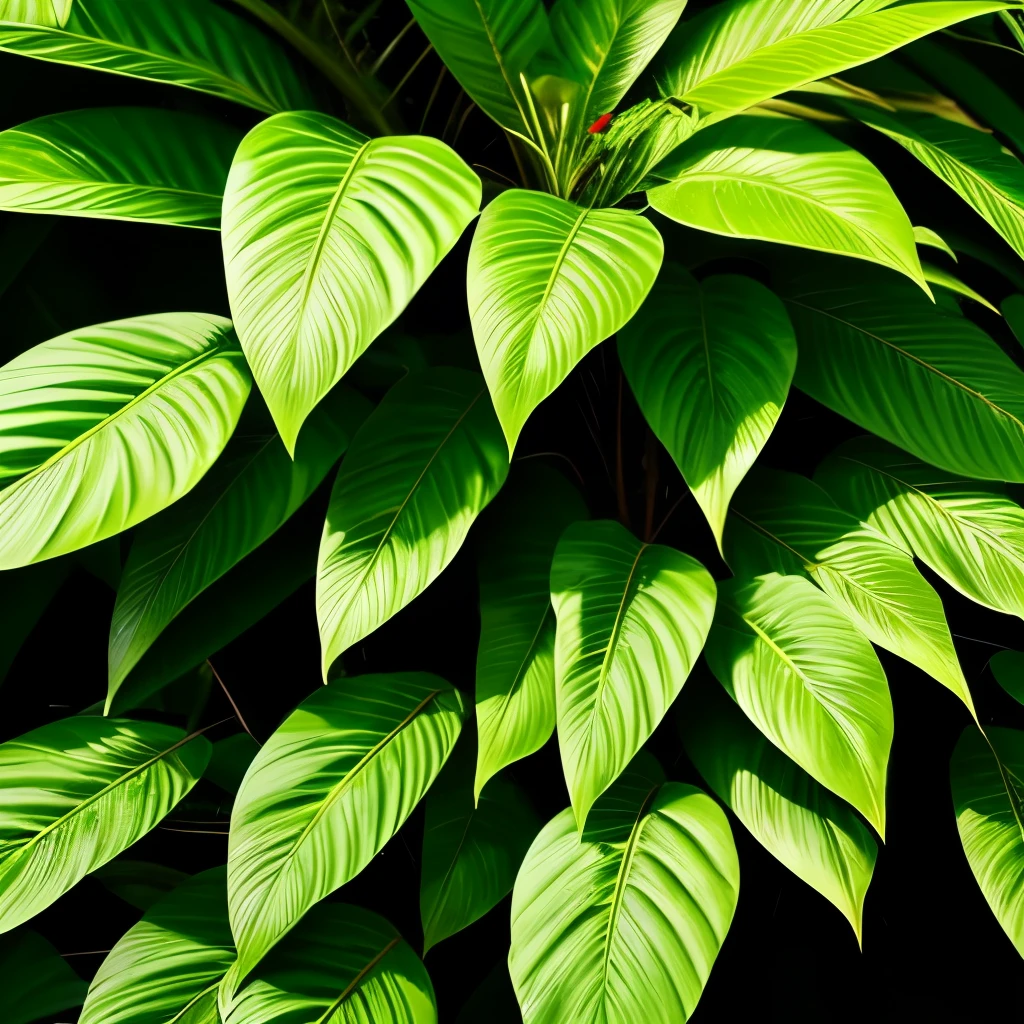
[1,0,1024,1020]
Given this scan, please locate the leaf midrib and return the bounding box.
[314,937,402,1024]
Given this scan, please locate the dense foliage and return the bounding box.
[1,0,1024,1020]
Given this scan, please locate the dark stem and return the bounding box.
[207,660,259,744]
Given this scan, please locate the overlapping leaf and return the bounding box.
[93,859,189,911]
[0,928,85,1024]
[991,650,1024,705]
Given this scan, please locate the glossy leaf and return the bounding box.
[509,755,739,1023]
[474,462,587,800]
[0,1,73,26]
[226,672,465,986]
[0,715,210,933]
[317,368,507,678]
[619,264,796,546]
[914,224,957,260]
[0,928,86,1024]
[468,188,662,454]
[223,111,481,453]
[817,436,1024,621]
[551,519,716,828]
[647,117,926,289]
[93,858,189,911]
[0,559,66,683]
[922,262,1000,313]
[80,866,234,1024]
[0,0,312,112]
[0,313,250,570]
[991,650,1024,706]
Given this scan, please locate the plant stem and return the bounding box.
[207,660,259,744]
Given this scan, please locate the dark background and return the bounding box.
[2,1,1024,1020]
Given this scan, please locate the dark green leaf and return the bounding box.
[93,858,190,910]
[0,928,86,1024]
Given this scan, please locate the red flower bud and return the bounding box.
[587,113,613,134]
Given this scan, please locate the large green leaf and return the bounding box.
[474,462,587,800]
[0,107,240,229]
[775,261,1024,483]
[682,683,877,941]
[652,0,1013,118]
[817,436,1024,621]
[726,467,973,711]
[705,573,891,834]
[509,754,738,1023]
[647,117,926,289]
[0,559,66,683]
[80,867,234,1024]
[420,737,538,952]
[226,672,465,986]
[0,0,311,112]
[551,519,716,828]
[618,264,796,546]
[0,928,86,1024]
[950,726,1024,957]
[317,368,507,678]
[222,111,481,453]
[0,313,250,570]
[0,1,73,27]
[468,188,662,454]
[0,715,210,933]
[222,903,436,1024]
[108,387,370,703]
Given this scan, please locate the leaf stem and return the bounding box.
[207,660,259,744]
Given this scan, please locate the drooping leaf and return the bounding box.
[222,903,436,1024]
[206,734,261,796]
[551,519,716,828]
[0,928,86,1024]
[509,753,738,1023]
[317,368,507,678]
[991,650,1024,705]
[80,866,234,1024]
[474,461,587,800]
[0,1,73,27]
[774,261,1024,483]
[468,188,662,454]
[816,435,1024,621]
[922,262,1000,313]
[0,313,251,570]
[914,224,957,260]
[0,0,312,112]
[0,107,241,229]
[682,682,877,941]
[647,117,926,289]
[226,672,465,986]
[618,264,796,546]
[0,715,210,933]
[222,111,481,453]
[0,559,67,683]
[93,858,189,910]
[950,726,1024,957]
[726,467,973,711]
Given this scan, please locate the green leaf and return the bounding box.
[816,435,1024,621]
[108,386,370,703]
[1005,293,1024,345]
[991,650,1024,705]
[0,928,86,1024]
[0,559,67,683]
[551,519,716,828]
[93,858,189,910]
[0,106,240,229]
[80,866,234,1024]
[705,573,891,835]
[226,672,465,987]
[726,467,973,711]
[922,261,1000,313]
[468,188,662,453]
[950,726,1024,957]
[474,462,587,800]
[914,224,957,260]
[647,117,926,290]
[775,261,1024,483]
[0,715,210,933]
[0,313,251,570]
[682,682,877,942]
[222,903,436,1024]
[222,111,481,453]
[318,368,507,678]
[0,0,312,112]
[653,0,1013,118]
[206,734,260,796]
[509,754,738,1023]
[618,264,796,546]
[0,0,71,25]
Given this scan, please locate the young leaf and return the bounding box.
[80,867,234,1024]
[0,313,251,570]
[92,859,190,911]
[0,0,312,112]
[0,107,241,229]
[0,716,210,934]
[226,672,465,987]
[475,461,588,800]
[618,264,796,547]
[509,755,739,1023]
[0,928,86,1024]
[551,519,716,829]
[950,726,1024,958]
[222,111,481,453]
[317,368,507,679]
[468,188,663,454]
[991,650,1024,706]
[647,117,926,290]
